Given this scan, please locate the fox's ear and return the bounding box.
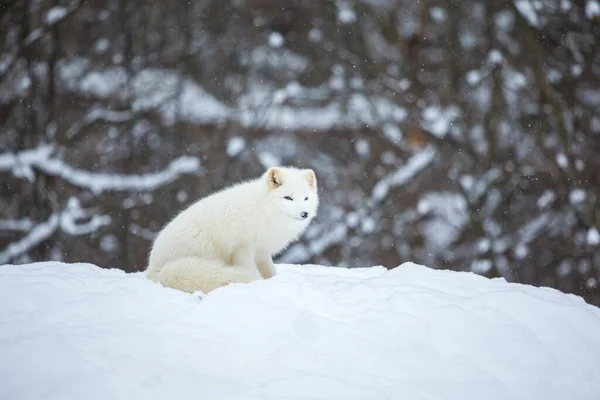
[304,169,317,190]
[266,167,283,191]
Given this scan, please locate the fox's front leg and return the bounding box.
[256,250,276,279]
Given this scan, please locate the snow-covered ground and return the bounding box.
[1,261,599,400]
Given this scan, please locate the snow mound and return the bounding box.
[1,262,599,400]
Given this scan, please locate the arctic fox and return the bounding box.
[146,166,318,294]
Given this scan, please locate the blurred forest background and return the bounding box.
[1,0,599,305]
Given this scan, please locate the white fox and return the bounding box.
[146,166,318,294]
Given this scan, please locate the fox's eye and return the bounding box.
[304,197,308,201]
[284,196,293,201]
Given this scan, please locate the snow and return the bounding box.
[93,38,110,54]
[417,191,469,250]
[308,224,348,254]
[308,28,323,42]
[250,47,309,75]
[57,60,230,126]
[240,103,342,131]
[176,189,188,203]
[0,218,34,232]
[328,74,345,91]
[0,199,111,264]
[67,107,133,139]
[561,0,573,11]
[178,79,230,124]
[0,145,201,194]
[514,243,529,260]
[466,70,483,86]
[556,153,569,168]
[227,137,246,157]
[382,123,403,144]
[586,0,600,19]
[494,10,515,31]
[571,64,583,77]
[99,234,119,253]
[354,139,370,157]
[257,152,281,169]
[346,212,360,228]
[518,214,550,245]
[1,261,599,400]
[59,197,111,236]
[360,218,376,233]
[337,3,357,24]
[54,57,411,132]
[503,68,527,90]
[45,7,68,25]
[537,189,556,208]
[429,7,448,22]
[587,228,600,246]
[79,68,127,98]
[471,258,493,274]
[234,78,397,131]
[569,188,586,204]
[268,32,284,48]
[421,105,461,137]
[514,0,540,27]
[372,147,437,203]
[459,30,477,50]
[476,238,491,253]
[487,49,504,66]
[0,216,59,265]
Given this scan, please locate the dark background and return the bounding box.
[1,0,599,306]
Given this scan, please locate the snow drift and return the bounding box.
[0,261,599,400]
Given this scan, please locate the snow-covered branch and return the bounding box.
[60,198,112,236]
[0,146,201,194]
[67,107,134,139]
[371,146,437,203]
[0,1,83,79]
[0,197,111,264]
[0,219,35,233]
[0,214,59,265]
[513,0,541,28]
[129,224,157,241]
[24,1,84,47]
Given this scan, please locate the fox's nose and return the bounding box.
[300,212,309,219]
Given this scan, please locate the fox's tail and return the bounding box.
[146,257,260,294]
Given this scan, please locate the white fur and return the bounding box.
[146,166,319,294]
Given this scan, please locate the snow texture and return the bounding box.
[1,261,599,400]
